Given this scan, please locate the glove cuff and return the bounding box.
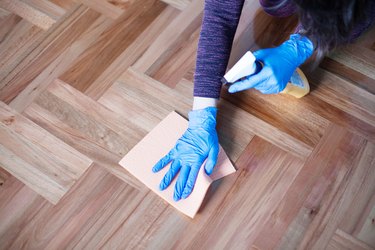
[188,107,217,130]
[286,34,314,66]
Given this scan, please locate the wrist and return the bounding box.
[193,97,218,110]
[188,107,217,129]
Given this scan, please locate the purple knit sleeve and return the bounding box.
[193,0,245,98]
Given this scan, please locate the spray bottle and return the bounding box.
[222,51,310,98]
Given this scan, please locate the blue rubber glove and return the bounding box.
[152,107,219,201]
[228,34,314,94]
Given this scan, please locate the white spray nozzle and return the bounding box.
[222,51,257,85]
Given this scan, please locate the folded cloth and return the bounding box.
[119,111,236,218]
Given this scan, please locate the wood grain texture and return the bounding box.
[258,124,367,249]
[0,21,44,84]
[24,79,145,189]
[151,25,200,88]
[295,134,371,249]
[308,67,375,127]
[76,0,123,19]
[221,84,329,149]
[320,57,375,95]
[184,136,304,249]
[0,164,144,249]
[84,5,179,100]
[0,0,56,29]
[0,0,374,248]
[49,0,76,11]
[60,0,166,96]
[0,176,46,248]
[327,229,374,250]
[24,102,144,190]
[23,0,66,21]
[159,0,190,10]
[0,9,22,42]
[1,5,101,106]
[0,168,10,187]
[7,12,112,113]
[132,0,203,75]
[328,45,375,80]
[0,101,93,204]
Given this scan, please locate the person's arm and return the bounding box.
[194,0,245,99]
[153,0,245,202]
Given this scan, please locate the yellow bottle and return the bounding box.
[281,67,310,98]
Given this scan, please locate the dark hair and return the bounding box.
[293,0,372,61]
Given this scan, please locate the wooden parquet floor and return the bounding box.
[0,0,374,249]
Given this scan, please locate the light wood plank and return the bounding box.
[339,143,375,244]
[221,83,330,149]
[84,4,179,100]
[101,191,167,249]
[4,165,143,249]
[309,67,375,127]
[296,138,373,249]
[352,143,375,248]
[0,0,55,29]
[49,0,76,11]
[181,136,304,249]
[0,9,22,46]
[23,0,66,21]
[0,102,93,204]
[261,124,366,249]
[45,168,146,250]
[0,4,102,106]
[24,79,145,188]
[0,142,67,204]
[24,102,143,190]
[132,0,203,74]
[104,0,136,10]
[327,229,373,250]
[159,0,190,10]
[45,79,144,150]
[76,0,123,19]
[0,178,45,248]
[320,57,375,95]
[0,102,93,175]
[0,20,44,83]
[60,0,166,96]
[357,203,375,248]
[5,8,108,112]
[328,45,375,80]
[151,24,200,88]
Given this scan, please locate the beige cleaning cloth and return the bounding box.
[119,111,236,218]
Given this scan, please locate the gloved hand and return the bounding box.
[228,34,314,94]
[152,107,219,201]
